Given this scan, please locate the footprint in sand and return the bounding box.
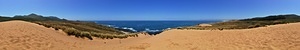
[128,43,150,50]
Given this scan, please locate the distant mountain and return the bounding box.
[11,13,66,21]
[240,14,300,22]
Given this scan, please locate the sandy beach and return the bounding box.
[0,21,300,50]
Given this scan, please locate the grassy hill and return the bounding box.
[0,14,138,40]
[180,14,300,30]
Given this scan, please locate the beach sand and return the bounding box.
[0,21,300,50]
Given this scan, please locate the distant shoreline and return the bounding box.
[95,20,220,35]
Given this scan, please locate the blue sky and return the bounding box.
[0,0,300,20]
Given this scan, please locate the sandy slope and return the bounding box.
[140,23,300,50]
[0,21,300,50]
[0,21,152,50]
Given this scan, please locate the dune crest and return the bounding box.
[0,21,86,50]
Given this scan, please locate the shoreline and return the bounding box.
[96,20,220,35]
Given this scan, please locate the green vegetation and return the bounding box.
[0,16,11,22]
[0,13,138,40]
[180,14,300,30]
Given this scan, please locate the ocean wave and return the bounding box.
[102,24,164,34]
[102,24,115,27]
[143,28,164,35]
[144,28,162,32]
[164,28,172,30]
[122,27,137,32]
[102,24,137,32]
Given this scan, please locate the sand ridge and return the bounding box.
[0,21,300,50]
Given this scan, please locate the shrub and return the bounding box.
[54,27,59,30]
[63,28,78,36]
[80,32,93,40]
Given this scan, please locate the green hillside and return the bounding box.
[180,14,300,30]
[0,14,138,40]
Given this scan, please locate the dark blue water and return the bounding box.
[95,20,220,34]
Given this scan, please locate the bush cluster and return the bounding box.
[35,21,139,40]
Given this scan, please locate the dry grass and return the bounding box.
[34,21,139,40]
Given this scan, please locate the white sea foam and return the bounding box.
[144,28,162,32]
[102,24,137,32]
[122,27,137,32]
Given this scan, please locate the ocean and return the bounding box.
[95,20,220,34]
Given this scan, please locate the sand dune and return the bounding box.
[142,24,300,50]
[0,21,151,50]
[0,21,300,50]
